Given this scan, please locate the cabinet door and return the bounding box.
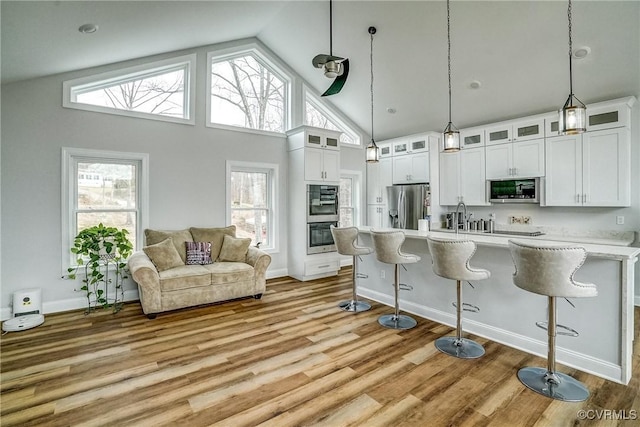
[379,158,392,204]
[460,148,488,206]
[513,118,544,142]
[485,144,512,179]
[544,135,582,206]
[460,127,485,148]
[304,148,325,181]
[378,142,393,158]
[408,138,429,154]
[582,128,630,206]
[409,152,430,183]
[485,123,512,145]
[306,133,324,148]
[439,151,460,206]
[324,135,340,150]
[322,150,341,182]
[392,139,410,156]
[367,204,387,228]
[392,156,412,184]
[367,162,382,204]
[512,139,544,177]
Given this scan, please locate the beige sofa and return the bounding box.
[128,226,271,318]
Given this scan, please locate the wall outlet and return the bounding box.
[380,270,385,279]
[509,215,532,225]
[616,215,625,225]
[522,216,532,225]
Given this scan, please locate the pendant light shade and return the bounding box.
[442,0,460,152]
[559,0,586,135]
[366,26,379,163]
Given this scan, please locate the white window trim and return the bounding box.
[206,44,292,137]
[63,54,196,125]
[61,147,149,273]
[303,85,362,147]
[340,170,363,227]
[225,160,279,253]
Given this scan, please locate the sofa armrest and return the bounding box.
[128,251,162,314]
[246,246,272,292]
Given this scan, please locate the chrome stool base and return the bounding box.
[338,300,371,312]
[517,367,589,402]
[378,314,417,330]
[435,336,485,359]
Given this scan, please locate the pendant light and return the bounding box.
[365,26,380,163]
[442,0,460,152]
[559,0,586,135]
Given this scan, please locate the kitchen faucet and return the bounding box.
[454,201,468,234]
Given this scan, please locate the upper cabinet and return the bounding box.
[392,152,430,184]
[460,127,485,149]
[439,147,488,206]
[485,139,545,179]
[486,117,545,145]
[545,97,635,137]
[378,142,393,159]
[367,158,392,205]
[287,126,341,184]
[392,136,429,156]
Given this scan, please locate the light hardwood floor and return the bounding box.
[1,267,639,426]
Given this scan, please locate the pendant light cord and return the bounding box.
[370,28,375,142]
[329,0,333,56]
[447,0,452,124]
[567,0,573,97]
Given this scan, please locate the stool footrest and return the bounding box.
[452,302,480,313]
[399,283,413,291]
[356,273,368,279]
[535,321,579,337]
[517,366,589,402]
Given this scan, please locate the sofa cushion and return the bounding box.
[218,235,251,262]
[143,238,184,272]
[145,229,193,264]
[189,225,236,261]
[159,264,212,292]
[185,241,213,265]
[202,262,254,285]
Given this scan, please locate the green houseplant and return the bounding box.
[67,223,133,314]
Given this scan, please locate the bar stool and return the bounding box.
[371,230,420,330]
[508,240,597,402]
[427,236,490,359]
[330,225,372,312]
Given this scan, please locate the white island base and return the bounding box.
[356,228,639,385]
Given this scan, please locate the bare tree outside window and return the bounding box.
[305,100,356,145]
[75,68,186,118]
[211,55,285,132]
[230,170,270,247]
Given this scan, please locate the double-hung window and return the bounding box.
[227,161,278,251]
[339,172,362,227]
[62,148,149,270]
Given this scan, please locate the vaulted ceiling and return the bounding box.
[2,1,639,140]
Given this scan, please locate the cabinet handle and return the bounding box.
[583,194,587,203]
[576,194,580,203]
[514,167,518,176]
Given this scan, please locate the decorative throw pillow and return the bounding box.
[189,225,236,262]
[144,229,193,264]
[185,241,213,265]
[143,238,184,271]
[218,235,251,262]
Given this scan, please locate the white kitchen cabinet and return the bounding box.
[304,147,340,182]
[439,147,488,206]
[367,158,392,204]
[486,118,544,146]
[303,130,340,150]
[460,127,485,148]
[367,204,389,228]
[392,136,429,157]
[545,128,630,207]
[392,152,429,184]
[378,142,393,159]
[485,138,544,179]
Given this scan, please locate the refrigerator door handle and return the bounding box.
[398,190,405,229]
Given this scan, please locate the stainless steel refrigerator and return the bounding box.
[387,184,430,230]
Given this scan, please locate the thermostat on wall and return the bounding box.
[2,314,45,332]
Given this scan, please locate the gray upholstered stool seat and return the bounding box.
[427,236,490,359]
[371,230,420,330]
[330,226,373,312]
[509,240,597,402]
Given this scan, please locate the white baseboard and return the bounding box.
[266,268,288,279]
[1,290,140,321]
[635,295,640,306]
[358,287,625,384]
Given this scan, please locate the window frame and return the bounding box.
[207,45,291,137]
[339,170,363,227]
[225,160,279,253]
[304,86,361,147]
[63,54,196,125]
[61,147,149,272]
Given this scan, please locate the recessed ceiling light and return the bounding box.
[573,46,591,59]
[469,80,482,89]
[78,24,99,34]
[386,107,397,114]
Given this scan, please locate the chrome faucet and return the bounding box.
[454,201,468,234]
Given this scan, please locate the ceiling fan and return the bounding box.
[312,0,349,97]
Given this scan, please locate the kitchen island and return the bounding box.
[356,227,640,385]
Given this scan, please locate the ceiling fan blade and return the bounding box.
[312,54,345,68]
[321,59,349,97]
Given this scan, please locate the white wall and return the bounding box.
[0,40,367,319]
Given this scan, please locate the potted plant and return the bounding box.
[67,223,133,314]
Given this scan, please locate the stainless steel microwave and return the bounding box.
[487,178,540,203]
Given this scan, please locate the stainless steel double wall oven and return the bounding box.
[307,184,339,254]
